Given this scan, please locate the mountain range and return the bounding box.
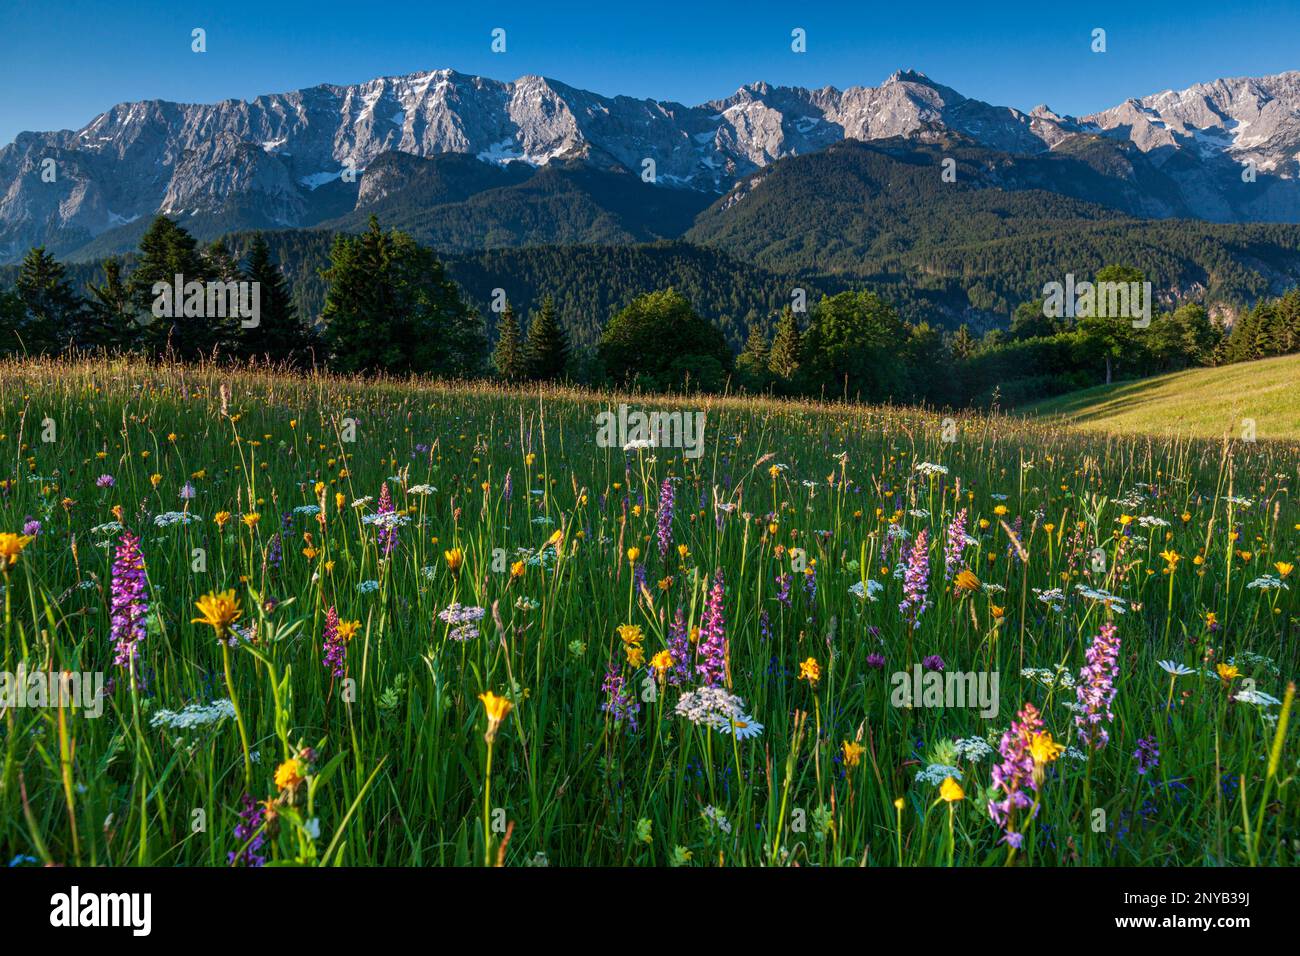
[4,67,1300,265]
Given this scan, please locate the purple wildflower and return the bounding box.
[322,605,345,678]
[438,603,486,625]
[898,529,930,629]
[110,531,148,668]
[265,532,282,571]
[696,569,728,687]
[666,606,694,686]
[1075,623,1121,749]
[438,603,485,641]
[375,482,396,557]
[1134,735,1159,775]
[228,794,266,867]
[22,518,40,537]
[944,509,967,578]
[96,474,115,488]
[922,654,945,672]
[656,477,675,560]
[600,662,640,730]
[775,572,792,608]
[866,653,886,669]
[988,702,1044,849]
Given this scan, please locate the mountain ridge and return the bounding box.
[4,66,1300,263]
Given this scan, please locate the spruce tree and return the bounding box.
[15,246,83,354]
[241,234,315,366]
[736,323,771,389]
[950,324,977,360]
[321,216,485,375]
[737,324,770,370]
[127,216,214,359]
[524,295,569,381]
[204,238,241,282]
[768,306,802,380]
[0,287,28,355]
[85,257,136,351]
[492,304,527,381]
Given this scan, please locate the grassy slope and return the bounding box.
[1024,353,1300,441]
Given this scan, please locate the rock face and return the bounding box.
[2,67,1299,261]
[1077,71,1300,221]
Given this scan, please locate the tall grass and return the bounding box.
[0,356,1294,866]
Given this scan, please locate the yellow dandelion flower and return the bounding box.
[650,650,673,678]
[1029,731,1064,766]
[479,690,513,742]
[842,740,865,768]
[616,623,644,646]
[192,589,243,637]
[0,533,34,572]
[274,758,305,791]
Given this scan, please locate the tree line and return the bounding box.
[2,215,1296,407]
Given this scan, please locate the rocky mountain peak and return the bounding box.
[3,66,1299,262]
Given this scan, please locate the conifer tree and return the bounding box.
[127,216,214,359]
[0,288,24,354]
[736,323,771,390]
[524,295,569,381]
[768,306,802,380]
[492,303,527,381]
[85,257,136,351]
[321,216,484,374]
[950,324,977,360]
[15,246,83,354]
[737,323,770,372]
[240,233,315,366]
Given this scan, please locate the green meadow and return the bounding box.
[0,357,1295,867]
[1025,353,1300,441]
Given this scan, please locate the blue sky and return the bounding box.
[3,0,1298,146]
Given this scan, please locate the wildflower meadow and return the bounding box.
[0,356,1295,868]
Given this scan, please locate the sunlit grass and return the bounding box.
[0,356,1295,867]
[1025,352,1300,440]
